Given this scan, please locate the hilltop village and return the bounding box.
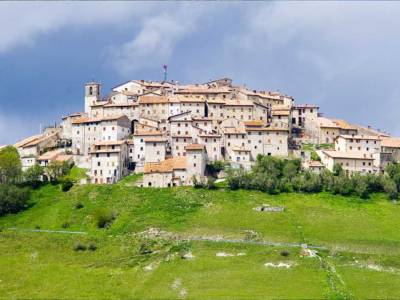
[10,78,400,187]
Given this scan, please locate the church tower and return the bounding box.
[84,82,101,115]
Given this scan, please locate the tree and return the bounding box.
[0,146,22,184]
[282,159,300,180]
[383,178,398,200]
[352,174,369,199]
[45,161,70,182]
[386,163,400,191]
[332,163,344,177]
[24,164,44,187]
[0,184,30,216]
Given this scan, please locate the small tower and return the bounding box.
[84,82,101,115]
[163,65,168,82]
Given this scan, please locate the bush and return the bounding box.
[206,176,216,189]
[352,174,369,199]
[74,202,84,209]
[383,178,398,200]
[24,164,44,188]
[0,184,30,216]
[93,208,116,228]
[192,176,205,189]
[61,179,73,192]
[61,222,70,229]
[280,250,290,257]
[73,242,87,251]
[332,163,344,177]
[88,242,97,251]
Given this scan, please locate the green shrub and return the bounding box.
[61,222,70,229]
[206,176,216,189]
[0,184,30,216]
[352,174,369,199]
[73,242,87,251]
[88,243,97,251]
[93,208,116,229]
[61,179,73,192]
[74,202,84,209]
[383,178,398,200]
[280,250,290,257]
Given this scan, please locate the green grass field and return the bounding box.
[1,174,400,299]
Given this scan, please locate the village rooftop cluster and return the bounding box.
[9,77,400,187]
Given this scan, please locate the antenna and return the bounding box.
[163,64,168,82]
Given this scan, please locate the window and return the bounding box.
[97,162,101,166]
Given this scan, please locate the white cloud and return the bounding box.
[0,2,154,53]
[235,2,400,81]
[109,4,211,75]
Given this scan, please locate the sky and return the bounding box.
[1,1,400,145]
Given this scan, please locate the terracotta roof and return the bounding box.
[224,100,253,106]
[351,124,391,137]
[179,97,206,103]
[22,132,58,148]
[381,137,400,148]
[321,150,375,160]
[104,102,138,107]
[139,95,169,104]
[331,119,357,131]
[134,130,162,136]
[243,120,264,127]
[308,160,325,167]
[338,134,381,141]
[206,98,226,104]
[318,117,341,129]
[144,137,168,143]
[245,127,288,132]
[14,134,43,148]
[185,144,205,151]
[93,140,126,146]
[37,149,64,161]
[54,155,73,162]
[176,87,230,94]
[71,114,127,125]
[144,157,187,174]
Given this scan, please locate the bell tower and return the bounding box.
[84,82,101,115]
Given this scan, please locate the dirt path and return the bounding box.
[5,227,87,235]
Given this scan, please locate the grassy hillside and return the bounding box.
[1,175,400,299]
